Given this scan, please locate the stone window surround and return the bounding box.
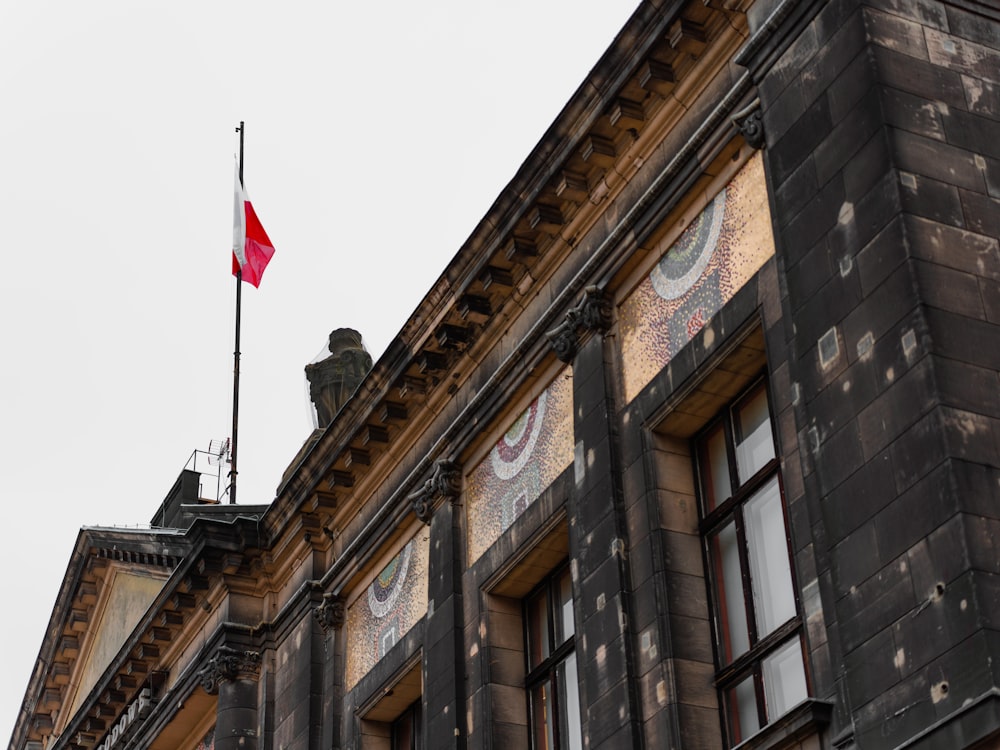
[480,515,572,747]
[356,655,424,747]
[647,324,831,750]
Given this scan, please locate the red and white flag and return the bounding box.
[232,161,275,288]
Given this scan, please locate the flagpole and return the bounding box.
[230,120,245,504]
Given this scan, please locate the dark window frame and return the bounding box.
[523,561,579,750]
[390,698,423,750]
[694,376,809,745]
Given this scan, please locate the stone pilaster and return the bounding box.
[549,287,642,749]
[419,459,465,748]
[315,594,346,749]
[199,646,262,750]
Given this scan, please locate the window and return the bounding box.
[696,379,808,745]
[391,699,422,750]
[357,658,422,750]
[524,564,582,750]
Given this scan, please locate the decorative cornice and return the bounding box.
[407,459,461,525]
[260,31,756,660]
[545,286,612,363]
[314,593,346,633]
[271,3,749,516]
[732,98,764,149]
[197,646,261,694]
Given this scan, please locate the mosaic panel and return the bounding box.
[466,369,574,564]
[620,153,775,402]
[193,727,214,750]
[346,528,430,689]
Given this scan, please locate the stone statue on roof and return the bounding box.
[305,328,372,429]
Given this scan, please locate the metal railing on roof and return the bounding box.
[183,439,230,503]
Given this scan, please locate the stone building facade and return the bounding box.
[10,1,1000,749]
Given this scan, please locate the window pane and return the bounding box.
[392,704,417,750]
[701,424,731,511]
[735,388,774,483]
[555,568,574,645]
[763,638,808,719]
[527,590,551,670]
[710,521,750,662]
[744,477,796,636]
[727,674,760,744]
[530,680,555,750]
[557,652,583,750]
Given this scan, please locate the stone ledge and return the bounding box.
[734,698,834,750]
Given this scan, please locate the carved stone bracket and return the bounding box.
[732,98,764,150]
[407,459,461,525]
[545,286,612,363]
[197,646,261,694]
[314,593,346,633]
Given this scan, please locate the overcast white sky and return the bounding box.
[0,0,641,743]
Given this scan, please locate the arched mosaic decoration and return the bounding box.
[346,529,430,688]
[368,541,412,618]
[649,188,727,301]
[620,153,775,402]
[466,369,574,564]
[491,391,547,480]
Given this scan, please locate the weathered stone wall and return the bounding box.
[753,0,1000,746]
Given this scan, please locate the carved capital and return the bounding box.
[545,286,612,363]
[732,98,764,150]
[577,286,612,333]
[546,319,579,363]
[197,646,261,694]
[314,593,346,633]
[412,493,434,526]
[408,459,461,525]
